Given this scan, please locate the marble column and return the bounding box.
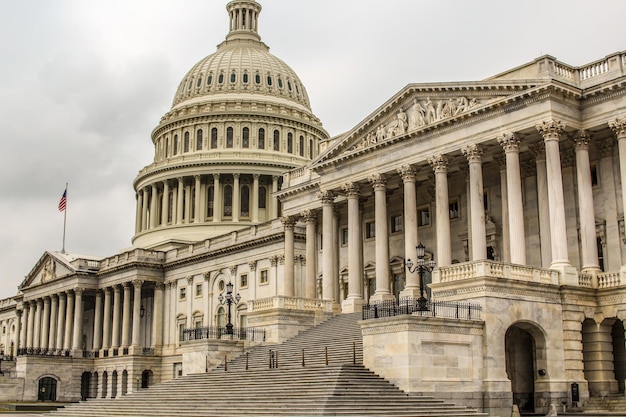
[161,180,170,225]
[194,176,202,223]
[573,130,600,275]
[213,174,222,222]
[536,119,572,271]
[56,293,66,352]
[72,288,84,352]
[33,299,42,350]
[252,174,260,222]
[135,192,143,234]
[41,297,50,352]
[63,291,74,351]
[319,190,336,301]
[494,154,511,263]
[428,155,451,266]
[498,133,526,265]
[398,165,420,297]
[531,143,552,268]
[462,144,487,261]
[121,283,132,348]
[282,217,296,297]
[302,210,318,299]
[271,176,279,219]
[150,184,158,229]
[163,282,171,348]
[102,288,112,351]
[342,183,364,311]
[131,280,143,350]
[26,301,35,349]
[48,295,58,352]
[20,303,29,351]
[153,283,164,349]
[609,117,626,250]
[93,290,103,351]
[15,309,22,353]
[112,285,122,348]
[141,188,149,231]
[233,174,240,222]
[598,138,621,271]
[369,173,392,302]
[176,177,184,225]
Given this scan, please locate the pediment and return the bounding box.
[316,80,543,165]
[20,251,83,290]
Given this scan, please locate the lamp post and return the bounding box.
[405,242,436,311]
[218,282,241,335]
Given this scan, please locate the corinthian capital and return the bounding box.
[427,154,448,172]
[368,173,387,191]
[461,143,483,163]
[609,117,626,139]
[317,190,335,205]
[497,132,521,153]
[535,119,564,140]
[300,209,317,224]
[572,130,591,151]
[397,165,416,182]
[342,182,360,198]
[281,216,297,228]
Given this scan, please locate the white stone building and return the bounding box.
[1,1,626,416]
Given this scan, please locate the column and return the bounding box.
[398,166,420,296]
[428,155,451,266]
[163,282,171,348]
[121,283,132,348]
[20,303,29,352]
[141,188,149,231]
[26,301,35,350]
[48,294,58,352]
[213,174,222,222]
[161,180,170,226]
[33,299,42,350]
[72,288,84,352]
[536,119,572,272]
[131,280,143,350]
[194,175,202,223]
[184,182,192,222]
[176,177,184,225]
[112,285,121,348]
[332,206,340,302]
[41,296,50,352]
[102,288,112,351]
[153,283,164,350]
[63,291,74,351]
[573,130,601,274]
[531,143,552,268]
[494,154,511,263]
[598,138,621,271]
[498,133,526,265]
[56,293,66,352]
[271,176,279,219]
[302,210,318,299]
[282,217,296,297]
[93,290,103,351]
[462,144,487,261]
[319,190,336,301]
[15,309,22,353]
[147,184,157,229]
[609,118,626,233]
[135,192,143,234]
[368,173,392,302]
[233,174,240,222]
[252,174,260,222]
[342,183,364,311]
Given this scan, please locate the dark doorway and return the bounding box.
[37,377,57,402]
[80,372,90,401]
[506,326,535,412]
[141,370,152,388]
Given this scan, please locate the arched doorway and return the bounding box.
[80,372,91,401]
[37,377,57,402]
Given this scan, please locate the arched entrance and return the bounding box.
[505,322,547,414]
[37,377,57,402]
[80,372,91,401]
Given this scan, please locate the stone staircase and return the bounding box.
[46,313,489,417]
[584,394,626,412]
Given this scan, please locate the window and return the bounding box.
[309,139,314,159]
[258,128,265,149]
[591,164,599,186]
[211,128,218,148]
[207,186,214,218]
[449,200,460,219]
[241,185,250,217]
[207,73,213,86]
[179,287,186,300]
[168,191,174,223]
[255,72,261,85]
[242,127,250,148]
[299,136,304,156]
[230,72,236,83]
[165,137,170,157]
[240,274,248,288]
[260,270,268,284]
[366,222,375,239]
[184,132,190,152]
[287,133,293,153]
[243,72,249,84]
[267,75,273,86]
[483,190,490,212]
[196,129,203,151]
[258,186,267,209]
[218,280,225,292]
[196,76,202,88]
[226,127,234,148]
[224,184,233,217]
[391,215,403,233]
[173,134,179,156]
[341,228,348,246]
[287,80,292,91]
[418,206,430,226]
[273,130,280,151]
[195,283,202,297]
[218,73,224,84]
[278,77,283,89]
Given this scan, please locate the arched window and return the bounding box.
[168,191,174,223]
[309,139,314,159]
[299,135,304,156]
[273,130,280,151]
[287,80,292,91]
[226,127,234,148]
[173,134,179,156]
[267,74,273,87]
[242,127,250,148]
[224,184,233,217]
[165,137,170,157]
[196,129,203,151]
[258,128,265,149]
[287,133,293,154]
[217,306,226,327]
[206,186,214,218]
[255,72,261,85]
[230,72,236,83]
[278,77,283,89]
[258,186,267,209]
[211,128,218,149]
[241,185,250,218]
[196,76,203,88]
[184,132,190,153]
[243,72,249,84]
[207,73,213,86]
[218,73,224,84]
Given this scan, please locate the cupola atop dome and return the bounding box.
[225,0,262,42]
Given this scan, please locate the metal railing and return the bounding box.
[182,326,266,342]
[362,298,482,321]
[17,348,71,357]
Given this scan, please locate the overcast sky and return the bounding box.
[1,0,624,300]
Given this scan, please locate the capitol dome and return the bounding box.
[132,0,328,250]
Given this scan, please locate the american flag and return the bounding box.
[58,189,67,212]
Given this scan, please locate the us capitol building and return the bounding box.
[1,1,626,416]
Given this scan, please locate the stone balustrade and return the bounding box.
[434,260,559,285]
[597,271,622,289]
[248,296,333,313]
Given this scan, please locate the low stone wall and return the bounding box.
[0,376,25,401]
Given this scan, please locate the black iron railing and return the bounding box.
[362,298,482,321]
[17,348,71,357]
[182,326,265,342]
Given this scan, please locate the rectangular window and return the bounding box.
[195,283,202,297]
[591,164,599,186]
[391,215,403,233]
[449,199,460,219]
[260,270,268,284]
[366,222,375,238]
[240,274,248,288]
[341,228,348,246]
[417,206,430,227]
[483,190,490,212]
[179,287,186,301]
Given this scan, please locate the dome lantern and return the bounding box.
[226,0,262,42]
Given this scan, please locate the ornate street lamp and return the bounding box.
[405,242,436,311]
[218,281,241,335]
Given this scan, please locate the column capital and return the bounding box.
[155,282,165,291]
[253,173,260,180]
[194,174,201,181]
[74,287,85,296]
[428,154,448,172]
[342,182,361,197]
[368,173,387,191]
[598,137,614,158]
[397,165,416,182]
[230,265,238,276]
[493,153,507,170]
[317,190,335,205]
[609,117,626,139]
[270,256,279,267]
[122,282,131,289]
[572,130,592,151]
[536,118,565,140]
[186,276,194,285]
[177,176,184,184]
[497,132,521,152]
[132,279,144,289]
[462,143,483,162]
[248,260,257,271]
[213,173,220,180]
[529,142,546,160]
[300,209,318,224]
[281,216,297,228]
[202,271,211,281]
[64,290,74,297]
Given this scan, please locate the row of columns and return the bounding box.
[135,174,280,234]
[280,117,626,305]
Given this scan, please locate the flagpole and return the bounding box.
[62,183,68,254]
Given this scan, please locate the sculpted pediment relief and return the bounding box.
[21,251,75,290]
